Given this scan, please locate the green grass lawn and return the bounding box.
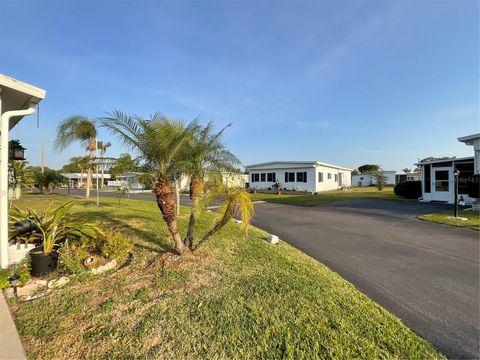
[8,196,442,359]
[419,210,480,231]
[250,186,403,205]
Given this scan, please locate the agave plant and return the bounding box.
[10,201,104,253]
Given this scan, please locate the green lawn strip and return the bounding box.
[9,196,443,359]
[250,186,405,205]
[419,211,480,231]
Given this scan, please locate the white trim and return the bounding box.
[0,74,46,100]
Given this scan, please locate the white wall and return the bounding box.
[352,171,396,187]
[352,174,373,187]
[314,166,351,192]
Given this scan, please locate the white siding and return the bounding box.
[249,167,316,192]
[315,166,351,192]
[352,171,396,187]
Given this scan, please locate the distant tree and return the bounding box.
[372,171,386,191]
[109,153,138,178]
[55,116,98,198]
[8,161,34,201]
[59,156,91,187]
[30,167,66,194]
[358,164,380,174]
[402,168,412,174]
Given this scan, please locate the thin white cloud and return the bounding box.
[308,3,407,76]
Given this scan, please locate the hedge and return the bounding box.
[394,180,422,199]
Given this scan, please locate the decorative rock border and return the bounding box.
[3,253,134,302]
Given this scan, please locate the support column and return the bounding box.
[0,88,8,268]
[1,102,37,268]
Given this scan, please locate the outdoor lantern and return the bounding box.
[9,140,26,161]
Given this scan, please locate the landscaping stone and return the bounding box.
[35,280,48,286]
[48,276,69,289]
[91,259,117,275]
[267,234,279,244]
[5,281,41,298]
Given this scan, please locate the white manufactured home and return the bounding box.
[245,161,352,193]
[352,171,397,187]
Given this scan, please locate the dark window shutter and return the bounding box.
[285,172,288,183]
[304,172,307,183]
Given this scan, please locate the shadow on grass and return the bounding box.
[73,208,176,254]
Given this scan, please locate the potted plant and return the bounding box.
[10,201,104,276]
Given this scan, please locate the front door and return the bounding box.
[432,167,452,202]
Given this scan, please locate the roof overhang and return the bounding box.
[245,160,353,171]
[414,156,474,166]
[458,133,480,146]
[0,74,46,130]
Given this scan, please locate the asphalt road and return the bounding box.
[250,200,479,359]
[56,189,479,358]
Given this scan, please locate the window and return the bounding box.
[296,172,307,183]
[251,173,259,182]
[334,174,338,182]
[318,172,323,182]
[267,172,276,182]
[285,172,295,182]
[360,176,364,180]
[434,170,449,192]
[327,173,332,180]
[260,173,266,182]
[424,165,431,193]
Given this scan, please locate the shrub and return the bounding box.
[394,180,422,199]
[58,243,89,275]
[0,270,9,289]
[0,259,31,288]
[99,230,133,260]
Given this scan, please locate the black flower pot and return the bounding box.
[29,245,59,277]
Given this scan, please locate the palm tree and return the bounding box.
[8,160,34,202]
[194,183,254,251]
[55,116,97,198]
[184,122,240,250]
[97,141,111,188]
[100,110,198,254]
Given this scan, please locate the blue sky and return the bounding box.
[1,0,478,171]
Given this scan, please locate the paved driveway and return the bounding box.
[251,200,479,359]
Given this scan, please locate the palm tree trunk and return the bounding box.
[194,215,230,252]
[86,167,92,198]
[185,177,204,250]
[154,178,185,254]
[85,139,96,199]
